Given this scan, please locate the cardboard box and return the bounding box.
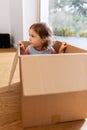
[19,41,87,128]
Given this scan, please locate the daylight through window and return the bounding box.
[40,0,87,37]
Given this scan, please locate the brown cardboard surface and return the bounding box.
[20,54,87,96]
[65,44,87,53]
[22,91,87,128]
[18,41,87,128]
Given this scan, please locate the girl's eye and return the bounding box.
[31,35,35,38]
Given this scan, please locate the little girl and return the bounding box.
[18,22,67,54]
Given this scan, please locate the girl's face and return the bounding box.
[29,28,43,49]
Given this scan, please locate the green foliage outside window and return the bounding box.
[49,0,87,37]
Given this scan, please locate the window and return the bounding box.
[40,0,87,49]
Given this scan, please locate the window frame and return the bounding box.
[40,0,49,23]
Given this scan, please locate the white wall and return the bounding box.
[0,0,11,33]
[0,0,39,46]
[22,0,39,40]
[10,0,23,45]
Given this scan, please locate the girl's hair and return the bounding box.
[29,22,53,48]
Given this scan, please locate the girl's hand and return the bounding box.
[59,42,68,53]
[17,41,25,50]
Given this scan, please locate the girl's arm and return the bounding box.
[24,47,30,54]
[18,41,29,54]
[51,47,56,54]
